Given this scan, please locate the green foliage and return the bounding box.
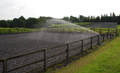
[7,20,12,28]
[19,16,26,22]
[70,16,79,23]
[14,27,19,30]
[12,18,25,27]
[1,12,120,28]
[0,16,52,28]
[63,16,69,21]
[25,17,41,28]
[62,12,120,24]
[95,16,100,22]
[0,20,9,28]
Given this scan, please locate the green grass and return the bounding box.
[87,28,117,34]
[74,22,93,26]
[117,25,120,29]
[0,28,43,34]
[117,25,120,36]
[0,25,119,34]
[47,37,120,73]
[49,24,72,27]
[49,22,93,27]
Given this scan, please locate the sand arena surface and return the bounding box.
[83,22,117,28]
[0,32,99,73]
[0,32,98,59]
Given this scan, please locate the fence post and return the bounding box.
[110,32,111,38]
[25,29,26,32]
[80,27,81,33]
[98,35,99,45]
[44,49,47,71]
[58,28,60,32]
[101,28,102,34]
[63,27,64,32]
[111,32,112,38]
[112,31,114,37]
[99,29,101,34]
[103,34,104,41]
[116,28,117,36]
[66,44,69,62]
[3,59,7,73]
[91,28,92,33]
[81,40,83,56]
[83,29,84,33]
[17,29,19,33]
[112,31,114,38]
[107,32,108,39]
[9,29,11,34]
[91,37,92,49]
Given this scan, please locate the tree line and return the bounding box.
[0,12,120,28]
[0,16,52,28]
[63,12,120,24]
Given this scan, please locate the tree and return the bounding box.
[63,16,69,21]
[70,16,79,23]
[38,16,46,24]
[79,15,85,21]
[0,20,9,28]
[110,13,112,17]
[7,20,12,28]
[82,18,88,22]
[95,16,100,22]
[25,17,42,28]
[113,12,116,17]
[12,18,25,27]
[19,16,26,22]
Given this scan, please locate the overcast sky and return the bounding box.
[0,0,120,20]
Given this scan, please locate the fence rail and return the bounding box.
[0,29,117,73]
[0,27,119,34]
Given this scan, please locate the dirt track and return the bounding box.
[0,32,100,73]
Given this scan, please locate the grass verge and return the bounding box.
[74,22,94,26]
[46,36,120,73]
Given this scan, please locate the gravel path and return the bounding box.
[0,32,100,73]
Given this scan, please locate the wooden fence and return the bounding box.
[0,29,117,73]
[0,27,118,34]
